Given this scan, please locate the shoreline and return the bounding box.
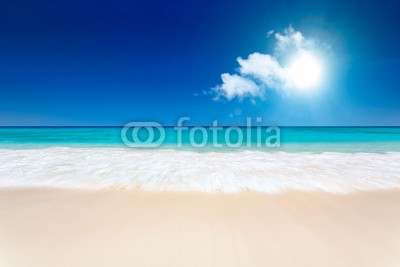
[1,148,400,192]
[1,188,400,266]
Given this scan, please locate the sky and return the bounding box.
[0,0,400,126]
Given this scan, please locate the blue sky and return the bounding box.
[0,0,399,126]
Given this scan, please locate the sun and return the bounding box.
[288,51,323,90]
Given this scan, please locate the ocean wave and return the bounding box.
[0,148,399,193]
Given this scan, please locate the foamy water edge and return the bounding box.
[0,148,399,193]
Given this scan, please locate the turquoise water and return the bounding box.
[1,127,400,192]
[0,127,399,153]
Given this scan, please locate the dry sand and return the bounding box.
[0,188,400,266]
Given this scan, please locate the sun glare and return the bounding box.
[288,52,323,90]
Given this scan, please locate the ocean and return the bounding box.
[0,127,399,192]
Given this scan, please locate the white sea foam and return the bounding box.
[0,148,399,193]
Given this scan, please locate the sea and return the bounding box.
[0,127,399,193]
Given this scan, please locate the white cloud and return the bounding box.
[238,53,287,89]
[213,73,263,101]
[212,26,323,101]
[274,26,313,53]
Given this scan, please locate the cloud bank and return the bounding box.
[212,26,321,101]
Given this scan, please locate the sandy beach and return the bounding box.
[0,188,400,267]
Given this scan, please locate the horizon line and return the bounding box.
[1,125,400,128]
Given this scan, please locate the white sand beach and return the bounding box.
[1,188,400,266]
